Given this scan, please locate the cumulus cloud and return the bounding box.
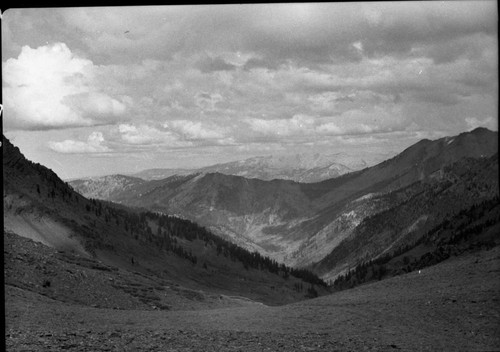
[3,42,129,130]
[3,4,497,173]
[63,92,127,118]
[48,132,110,153]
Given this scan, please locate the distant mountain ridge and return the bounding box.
[128,152,391,183]
[69,128,499,280]
[68,151,394,202]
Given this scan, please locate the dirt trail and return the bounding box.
[6,246,500,351]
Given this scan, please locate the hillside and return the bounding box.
[329,195,500,289]
[3,135,327,307]
[67,174,145,200]
[307,153,499,280]
[72,172,317,258]
[69,128,498,281]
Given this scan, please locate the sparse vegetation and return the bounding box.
[315,153,499,282]
[332,196,500,290]
[3,134,326,304]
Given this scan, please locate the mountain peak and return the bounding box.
[469,126,494,134]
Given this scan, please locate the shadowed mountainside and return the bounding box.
[3,135,327,307]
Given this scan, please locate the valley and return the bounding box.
[4,4,498,351]
[4,129,500,351]
[3,135,328,307]
[70,128,499,281]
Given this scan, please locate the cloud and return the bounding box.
[5,3,497,68]
[242,57,281,71]
[118,124,166,145]
[8,3,493,69]
[197,55,237,73]
[358,2,497,61]
[164,120,227,140]
[465,116,498,131]
[63,92,127,118]
[118,124,193,147]
[194,92,224,111]
[247,115,315,136]
[247,105,406,139]
[411,90,462,106]
[216,137,237,146]
[3,42,129,130]
[48,132,110,153]
[3,5,497,171]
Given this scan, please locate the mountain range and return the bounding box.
[124,151,393,183]
[67,152,377,200]
[4,126,500,351]
[69,128,499,281]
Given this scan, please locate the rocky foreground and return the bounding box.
[5,245,500,351]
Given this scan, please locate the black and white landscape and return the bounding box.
[3,3,499,351]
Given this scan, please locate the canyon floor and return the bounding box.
[5,244,500,351]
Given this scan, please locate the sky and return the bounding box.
[2,2,498,179]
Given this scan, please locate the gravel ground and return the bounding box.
[5,246,500,351]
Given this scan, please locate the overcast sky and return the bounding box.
[2,2,498,179]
